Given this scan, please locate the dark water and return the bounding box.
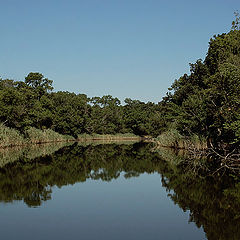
[0,142,240,240]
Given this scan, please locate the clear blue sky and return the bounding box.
[0,0,239,103]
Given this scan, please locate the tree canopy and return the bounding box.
[1,17,240,149]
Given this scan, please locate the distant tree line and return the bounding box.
[0,72,163,138]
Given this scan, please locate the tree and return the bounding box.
[25,72,53,96]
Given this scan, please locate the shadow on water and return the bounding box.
[0,142,240,239]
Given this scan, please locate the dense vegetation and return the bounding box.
[0,73,163,140]
[1,16,240,150]
[158,16,240,150]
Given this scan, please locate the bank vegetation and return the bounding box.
[0,14,240,163]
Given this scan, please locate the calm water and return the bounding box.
[0,142,240,240]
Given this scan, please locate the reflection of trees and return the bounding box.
[1,143,240,239]
[0,143,161,207]
[158,153,240,240]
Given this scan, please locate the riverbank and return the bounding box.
[0,124,143,149]
[0,123,74,148]
[154,130,240,175]
[154,129,208,151]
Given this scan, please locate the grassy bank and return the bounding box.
[0,124,142,149]
[25,127,74,144]
[0,124,74,148]
[77,133,142,141]
[155,129,208,151]
[0,123,26,148]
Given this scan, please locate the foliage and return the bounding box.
[25,72,53,96]
[0,74,162,138]
[1,16,240,150]
[162,26,240,148]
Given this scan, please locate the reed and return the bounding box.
[0,123,26,148]
[156,129,207,150]
[25,127,74,144]
[0,123,74,148]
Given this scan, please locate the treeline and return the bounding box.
[1,17,240,148]
[0,73,163,138]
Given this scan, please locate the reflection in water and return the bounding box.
[0,142,240,239]
[157,148,240,240]
[0,141,73,168]
[0,143,160,207]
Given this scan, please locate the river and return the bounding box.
[0,141,239,240]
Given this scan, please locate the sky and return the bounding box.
[0,0,239,103]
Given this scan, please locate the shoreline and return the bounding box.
[0,136,143,149]
[77,137,143,141]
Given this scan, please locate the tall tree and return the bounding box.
[25,72,53,97]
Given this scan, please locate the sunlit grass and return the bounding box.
[25,127,74,144]
[156,129,207,150]
[0,123,26,148]
[0,123,74,148]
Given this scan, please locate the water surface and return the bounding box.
[1,142,240,239]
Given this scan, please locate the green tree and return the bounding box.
[25,72,53,97]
